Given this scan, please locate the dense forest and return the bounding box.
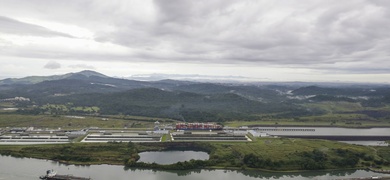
[1,70,390,122]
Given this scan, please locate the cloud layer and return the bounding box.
[0,0,390,81]
[0,16,73,38]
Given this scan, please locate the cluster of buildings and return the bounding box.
[175,123,223,130]
[0,122,263,144]
[8,123,346,145]
[2,122,389,145]
[0,127,70,145]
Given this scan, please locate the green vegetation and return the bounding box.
[208,138,386,170]
[0,139,388,171]
[161,134,171,142]
[3,95,390,129]
[0,143,133,165]
[0,114,173,129]
[223,100,390,128]
[2,72,390,125]
[40,104,100,115]
[0,102,15,108]
[375,146,390,169]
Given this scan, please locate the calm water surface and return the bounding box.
[0,155,389,180]
[340,141,389,146]
[138,151,209,164]
[254,127,390,136]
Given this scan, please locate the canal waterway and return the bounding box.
[253,127,390,136]
[138,151,209,164]
[340,141,389,146]
[249,127,390,142]
[0,155,389,180]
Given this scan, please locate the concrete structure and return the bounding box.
[10,128,26,133]
[0,134,69,144]
[233,130,247,135]
[82,132,162,143]
[248,130,269,137]
[65,130,88,138]
[153,130,169,134]
[171,131,250,141]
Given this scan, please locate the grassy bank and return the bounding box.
[0,139,389,171]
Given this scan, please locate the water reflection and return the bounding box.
[239,169,358,179]
[121,168,382,180]
[124,167,202,176]
[0,155,388,180]
[340,141,389,146]
[138,151,209,164]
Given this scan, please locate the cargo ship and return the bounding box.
[39,170,91,180]
[175,123,223,130]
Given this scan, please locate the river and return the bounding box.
[0,155,388,180]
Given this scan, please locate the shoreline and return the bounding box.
[2,153,389,174]
[245,124,390,128]
[1,154,382,174]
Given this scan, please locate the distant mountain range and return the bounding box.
[125,73,264,82]
[1,70,389,121]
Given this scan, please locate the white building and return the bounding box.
[249,130,269,137]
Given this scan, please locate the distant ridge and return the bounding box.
[1,70,390,122]
[73,70,108,78]
[0,70,108,85]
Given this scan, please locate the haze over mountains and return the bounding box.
[1,70,389,122]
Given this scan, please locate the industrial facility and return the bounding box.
[175,122,223,130]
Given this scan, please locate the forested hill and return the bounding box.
[291,85,390,96]
[32,88,299,121]
[1,70,390,122]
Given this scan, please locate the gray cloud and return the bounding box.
[0,16,73,38]
[1,0,390,76]
[44,61,61,69]
[92,1,390,68]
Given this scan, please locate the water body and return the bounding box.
[340,141,389,146]
[138,151,209,164]
[0,155,389,180]
[254,127,390,136]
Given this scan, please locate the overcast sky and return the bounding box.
[0,0,390,83]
